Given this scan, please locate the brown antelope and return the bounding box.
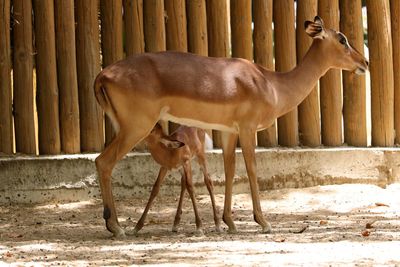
[133,123,220,234]
[94,16,368,237]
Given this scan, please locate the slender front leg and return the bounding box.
[239,129,271,233]
[197,154,221,232]
[172,173,186,232]
[133,166,168,234]
[221,132,238,233]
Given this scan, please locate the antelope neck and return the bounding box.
[273,40,330,117]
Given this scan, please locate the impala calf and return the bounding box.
[132,124,220,234]
[94,16,368,237]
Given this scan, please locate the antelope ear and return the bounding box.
[305,16,327,39]
[159,138,185,149]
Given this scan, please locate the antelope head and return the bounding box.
[305,16,369,75]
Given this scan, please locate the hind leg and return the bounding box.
[95,126,152,238]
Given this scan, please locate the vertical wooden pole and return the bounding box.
[33,0,61,155]
[165,0,187,133]
[55,0,81,153]
[296,0,321,147]
[231,0,252,148]
[231,0,252,60]
[253,0,277,147]
[0,0,13,153]
[391,0,400,144]
[12,0,36,154]
[206,0,229,58]
[124,0,145,56]
[318,0,342,146]
[76,0,104,152]
[366,0,394,146]
[100,0,124,145]
[340,0,367,146]
[187,0,208,56]
[206,0,229,148]
[144,0,166,53]
[144,0,168,133]
[165,0,187,52]
[186,0,213,140]
[123,0,147,151]
[273,0,298,147]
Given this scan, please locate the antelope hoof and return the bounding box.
[172,225,179,233]
[130,227,140,236]
[227,226,238,234]
[113,228,126,239]
[215,225,223,233]
[262,222,272,234]
[195,228,204,236]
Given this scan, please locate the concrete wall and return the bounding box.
[1,148,400,204]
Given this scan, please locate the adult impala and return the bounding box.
[94,16,368,237]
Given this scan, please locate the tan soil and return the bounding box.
[1,183,400,266]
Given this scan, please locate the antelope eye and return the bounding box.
[338,33,348,46]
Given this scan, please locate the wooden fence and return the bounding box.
[0,0,399,155]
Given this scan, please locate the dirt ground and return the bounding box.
[1,183,400,266]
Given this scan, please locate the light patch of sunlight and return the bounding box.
[36,201,94,210]
[265,184,400,214]
[17,243,55,252]
[97,240,400,266]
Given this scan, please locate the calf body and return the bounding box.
[133,124,221,234]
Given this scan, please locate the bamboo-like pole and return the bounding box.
[12,0,36,154]
[296,0,321,147]
[124,0,145,56]
[231,0,252,148]
[143,0,168,134]
[165,0,187,52]
[231,0,252,60]
[318,0,342,146]
[55,0,81,153]
[391,0,400,144]
[33,0,61,154]
[123,0,146,150]
[253,0,277,147]
[165,0,187,133]
[273,0,298,147]
[144,0,166,53]
[366,0,394,146]
[206,0,229,148]
[186,0,213,140]
[187,0,208,56]
[340,0,367,146]
[100,0,124,145]
[76,0,104,152]
[0,0,13,153]
[206,0,229,58]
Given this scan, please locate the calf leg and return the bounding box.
[172,173,186,232]
[133,166,168,234]
[182,161,203,234]
[197,154,221,232]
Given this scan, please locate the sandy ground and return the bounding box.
[1,183,400,266]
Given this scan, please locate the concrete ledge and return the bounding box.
[1,148,400,204]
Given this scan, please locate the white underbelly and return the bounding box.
[161,112,238,133]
